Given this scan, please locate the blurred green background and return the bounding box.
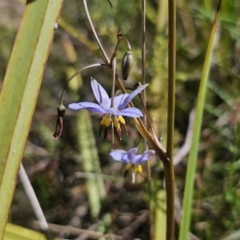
[1,0,240,239]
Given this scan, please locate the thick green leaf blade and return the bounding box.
[0,0,63,238]
[4,223,46,240]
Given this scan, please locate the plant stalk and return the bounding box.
[166,0,176,239]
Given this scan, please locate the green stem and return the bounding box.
[163,160,175,240]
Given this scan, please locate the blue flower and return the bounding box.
[68,78,148,139]
[109,148,155,182]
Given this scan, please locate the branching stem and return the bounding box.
[81,4,175,240]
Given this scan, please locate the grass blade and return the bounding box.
[179,2,222,240]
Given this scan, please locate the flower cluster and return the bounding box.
[66,78,154,181]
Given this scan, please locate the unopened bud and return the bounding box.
[117,31,123,39]
[52,104,66,140]
[121,50,133,80]
[57,104,65,117]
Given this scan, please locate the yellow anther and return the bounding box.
[125,164,132,171]
[114,116,121,129]
[119,116,126,124]
[125,164,143,173]
[123,164,143,181]
[123,164,132,179]
[136,165,143,173]
[100,114,111,127]
[99,115,127,140]
[133,164,143,173]
[114,116,126,129]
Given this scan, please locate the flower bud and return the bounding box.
[52,104,65,140]
[121,50,133,80]
[57,104,65,117]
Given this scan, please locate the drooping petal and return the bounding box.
[91,79,111,107]
[118,84,148,110]
[118,107,143,117]
[109,149,127,161]
[68,102,107,114]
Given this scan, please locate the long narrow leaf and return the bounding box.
[0,0,63,238]
[179,2,222,240]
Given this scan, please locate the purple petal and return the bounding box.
[91,79,110,107]
[118,84,148,110]
[138,150,155,163]
[101,106,118,115]
[131,150,155,164]
[127,148,138,161]
[68,102,107,114]
[111,93,129,108]
[132,155,143,164]
[143,150,155,156]
[118,107,143,117]
[110,149,127,161]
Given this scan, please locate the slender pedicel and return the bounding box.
[52,63,105,139]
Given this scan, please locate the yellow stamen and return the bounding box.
[123,164,143,182]
[125,164,132,171]
[99,115,127,140]
[135,165,143,173]
[113,116,126,129]
[124,164,132,179]
[113,116,121,129]
[119,116,126,124]
[100,114,111,127]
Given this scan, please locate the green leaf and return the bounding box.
[179,2,222,240]
[0,0,63,238]
[4,223,46,240]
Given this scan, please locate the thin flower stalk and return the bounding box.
[82,0,109,64]
[52,63,106,140]
[111,56,117,142]
[165,0,176,238]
